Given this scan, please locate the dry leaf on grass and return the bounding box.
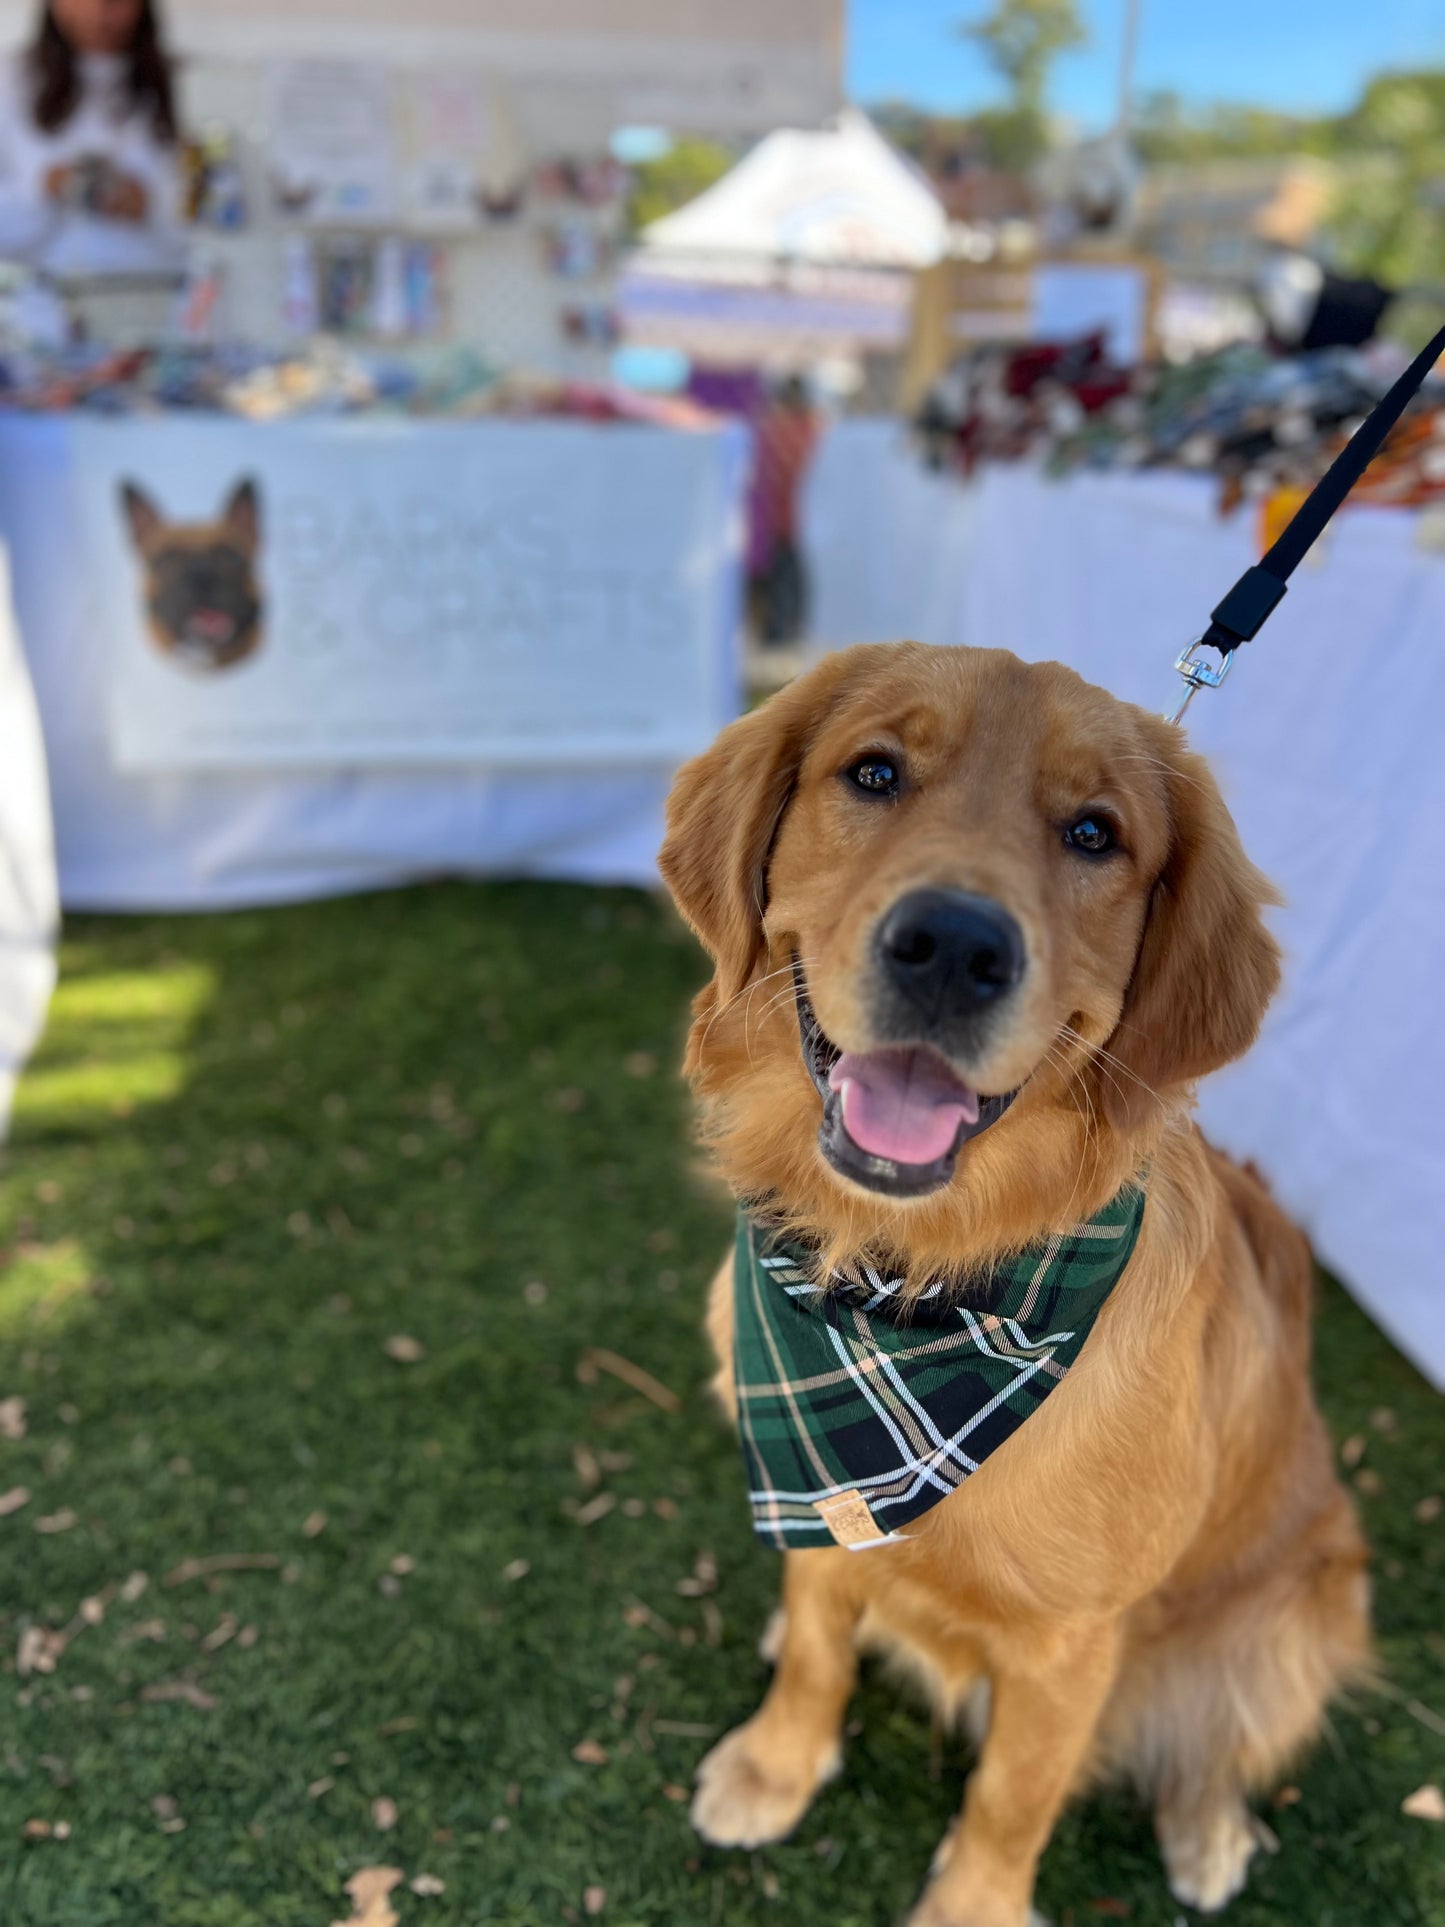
[675,1552,718,1598]
[583,1886,606,1916]
[200,1615,238,1653]
[1402,1784,1445,1822]
[1340,1434,1366,1469]
[384,1335,425,1364]
[409,1874,446,1896]
[302,1510,328,1538]
[370,1796,399,1831]
[0,1397,26,1440]
[163,1553,279,1587]
[308,1776,335,1800]
[575,1348,679,1413]
[150,1794,184,1833]
[140,1679,218,1711]
[501,1558,530,1583]
[17,1626,67,1676]
[35,1508,78,1534]
[572,1444,601,1491]
[332,1865,404,1927]
[0,1486,31,1517]
[119,1618,167,1645]
[575,1492,616,1528]
[571,1739,609,1766]
[1415,1495,1442,1524]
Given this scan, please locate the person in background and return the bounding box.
[0,0,184,278]
[747,372,821,646]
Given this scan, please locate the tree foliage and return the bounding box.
[958,0,1086,170]
[627,137,736,234]
[1133,70,1445,293]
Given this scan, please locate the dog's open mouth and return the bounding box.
[184,608,238,648]
[793,959,1017,1199]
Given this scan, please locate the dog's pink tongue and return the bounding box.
[828,1048,979,1167]
[189,609,234,641]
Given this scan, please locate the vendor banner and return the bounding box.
[73,416,745,771]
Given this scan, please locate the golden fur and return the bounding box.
[659,643,1369,1926]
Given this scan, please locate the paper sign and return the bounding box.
[268,60,398,225]
[73,416,744,772]
[1031,263,1147,364]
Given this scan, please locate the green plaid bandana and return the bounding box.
[733,1186,1146,1550]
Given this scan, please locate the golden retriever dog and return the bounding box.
[659,642,1369,1926]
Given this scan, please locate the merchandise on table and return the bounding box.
[915,333,1445,512]
[0,339,717,427]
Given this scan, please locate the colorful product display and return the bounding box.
[0,340,715,426]
[917,334,1445,513]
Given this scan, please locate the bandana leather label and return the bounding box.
[732,1187,1146,1551]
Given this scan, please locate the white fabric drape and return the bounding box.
[0,543,57,1137]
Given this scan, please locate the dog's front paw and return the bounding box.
[1159,1800,1256,1913]
[691,1721,838,1848]
[906,1873,1047,1927]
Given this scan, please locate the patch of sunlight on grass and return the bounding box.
[44,962,215,1028]
[0,1236,93,1336]
[14,961,215,1131]
[13,1051,190,1128]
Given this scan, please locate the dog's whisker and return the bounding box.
[697,960,803,1056]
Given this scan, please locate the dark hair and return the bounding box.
[27,0,178,144]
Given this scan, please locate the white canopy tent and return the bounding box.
[624,111,946,366]
[641,110,947,271]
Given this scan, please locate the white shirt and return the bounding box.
[0,50,184,278]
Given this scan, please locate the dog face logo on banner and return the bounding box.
[119,478,264,673]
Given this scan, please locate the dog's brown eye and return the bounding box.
[845,756,900,798]
[1064,815,1115,855]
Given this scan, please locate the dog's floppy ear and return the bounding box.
[1100,722,1281,1130]
[221,478,261,556]
[119,481,163,558]
[660,649,865,1005]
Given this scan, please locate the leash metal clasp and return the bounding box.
[1165,638,1233,726]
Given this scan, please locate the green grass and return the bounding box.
[0,882,1441,1927]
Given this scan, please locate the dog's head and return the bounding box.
[661,643,1279,1258]
[120,478,264,673]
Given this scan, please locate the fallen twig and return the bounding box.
[163,1553,281,1588]
[578,1348,680,1414]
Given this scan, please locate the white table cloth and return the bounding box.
[804,421,1445,1390]
[0,413,746,910]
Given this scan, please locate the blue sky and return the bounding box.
[848,0,1445,127]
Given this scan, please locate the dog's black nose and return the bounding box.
[876,889,1025,1024]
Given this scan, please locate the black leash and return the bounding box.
[1168,321,1445,722]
